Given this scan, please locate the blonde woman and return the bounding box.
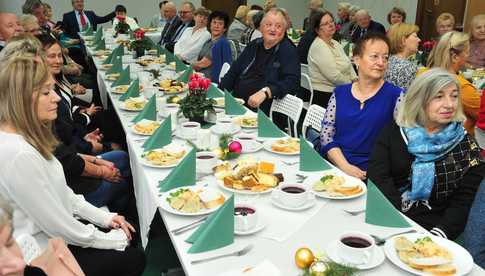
[369,68,484,241]
[384,23,420,89]
[308,10,356,107]
[426,31,481,136]
[336,2,352,39]
[468,14,485,68]
[227,5,249,41]
[436,13,455,37]
[0,57,145,275]
[0,34,42,63]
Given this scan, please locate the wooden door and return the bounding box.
[464,0,485,32]
[201,0,246,22]
[416,0,467,40]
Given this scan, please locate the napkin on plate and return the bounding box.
[111,65,131,87]
[156,45,167,56]
[365,180,411,228]
[94,26,103,43]
[106,56,122,74]
[186,196,234,253]
[143,115,172,150]
[165,51,176,63]
[257,109,286,138]
[290,29,299,40]
[175,58,188,72]
[118,78,138,101]
[206,85,224,99]
[177,67,193,83]
[104,45,123,64]
[224,90,246,115]
[132,94,157,123]
[94,39,106,50]
[299,135,332,171]
[84,24,93,35]
[158,149,196,192]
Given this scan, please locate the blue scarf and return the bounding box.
[403,122,465,201]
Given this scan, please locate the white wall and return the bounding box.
[0,0,417,29]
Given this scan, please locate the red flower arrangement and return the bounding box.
[188,73,211,91]
[178,74,215,123]
[129,28,152,57]
[114,15,130,35]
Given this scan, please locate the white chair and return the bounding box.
[16,234,42,263]
[219,62,231,82]
[270,94,304,137]
[302,104,326,140]
[300,63,309,75]
[300,72,314,109]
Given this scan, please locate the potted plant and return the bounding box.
[114,15,130,37]
[178,74,215,123]
[129,29,152,58]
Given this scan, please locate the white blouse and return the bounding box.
[0,131,128,250]
[174,27,211,63]
[113,16,139,32]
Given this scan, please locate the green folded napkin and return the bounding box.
[299,135,332,171]
[224,90,246,115]
[95,39,106,50]
[343,43,351,56]
[106,56,122,74]
[257,109,286,138]
[176,67,193,83]
[111,66,131,88]
[118,78,139,101]
[156,45,167,56]
[206,85,224,99]
[102,50,116,65]
[365,180,411,228]
[84,24,93,35]
[158,149,196,192]
[290,29,299,40]
[143,115,172,150]
[165,51,176,63]
[186,196,234,253]
[175,58,188,72]
[94,26,103,43]
[132,95,157,123]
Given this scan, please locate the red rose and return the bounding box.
[199,78,211,90]
[116,15,126,21]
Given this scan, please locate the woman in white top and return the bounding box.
[308,10,357,108]
[112,5,139,32]
[174,7,211,63]
[0,57,145,275]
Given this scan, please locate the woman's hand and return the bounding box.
[248,91,267,108]
[341,163,367,180]
[101,166,122,183]
[110,215,135,241]
[71,83,86,95]
[82,104,102,116]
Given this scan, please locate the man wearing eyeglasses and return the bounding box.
[159,1,181,46]
[161,1,195,52]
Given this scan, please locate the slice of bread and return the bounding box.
[422,264,456,276]
[335,185,362,196]
[199,189,225,209]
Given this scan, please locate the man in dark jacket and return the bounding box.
[164,1,195,52]
[159,1,181,46]
[220,7,300,115]
[62,0,115,39]
[351,9,385,42]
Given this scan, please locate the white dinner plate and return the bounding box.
[326,240,385,270]
[270,192,316,211]
[210,124,241,136]
[212,97,245,108]
[236,140,263,153]
[112,85,130,94]
[304,170,367,200]
[384,233,473,276]
[262,139,300,156]
[140,143,187,169]
[118,100,146,112]
[131,120,160,136]
[160,186,225,216]
[216,179,275,195]
[233,115,258,129]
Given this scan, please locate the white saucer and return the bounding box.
[270,193,316,211]
[326,240,385,270]
[234,221,266,235]
[173,129,197,140]
[210,124,241,135]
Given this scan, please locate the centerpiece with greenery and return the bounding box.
[114,15,130,36]
[178,74,215,123]
[129,29,153,57]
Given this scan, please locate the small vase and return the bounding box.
[135,48,145,58]
[189,115,205,124]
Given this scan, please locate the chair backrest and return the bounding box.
[16,234,42,263]
[300,63,309,75]
[239,43,247,53]
[227,39,239,61]
[302,104,326,139]
[270,94,304,137]
[300,72,314,105]
[219,62,231,82]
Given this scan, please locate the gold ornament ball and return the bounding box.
[309,260,327,276]
[295,247,314,269]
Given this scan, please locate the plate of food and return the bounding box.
[141,143,187,168]
[112,84,130,94]
[233,115,257,128]
[142,27,159,33]
[137,56,165,66]
[213,97,245,108]
[120,97,146,111]
[263,138,300,155]
[160,186,226,216]
[105,73,120,81]
[384,233,473,276]
[131,119,161,136]
[305,170,366,199]
[155,79,187,94]
[100,63,113,71]
[94,50,111,57]
[214,159,284,194]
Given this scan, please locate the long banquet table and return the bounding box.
[82,35,485,275]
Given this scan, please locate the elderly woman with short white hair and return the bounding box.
[227,5,249,41]
[369,68,485,241]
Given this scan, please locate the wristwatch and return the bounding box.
[262,87,271,99]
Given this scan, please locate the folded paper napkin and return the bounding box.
[94,39,106,50]
[94,26,103,43]
[143,115,172,150]
[299,135,332,171]
[186,196,234,253]
[132,94,157,123]
[177,67,193,83]
[158,149,196,192]
[206,85,224,99]
[111,65,131,88]
[118,78,138,101]
[224,90,246,115]
[106,56,122,74]
[257,109,286,138]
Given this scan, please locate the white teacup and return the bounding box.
[216,117,234,134]
[196,151,218,173]
[272,183,308,208]
[162,103,179,117]
[337,231,375,265]
[180,121,200,139]
[143,87,157,99]
[234,204,258,232]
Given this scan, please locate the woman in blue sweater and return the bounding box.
[192,10,232,83]
[319,33,403,180]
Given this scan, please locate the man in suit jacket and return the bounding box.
[159,1,181,46]
[62,0,115,39]
[351,9,385,42]
[164,1,195,52]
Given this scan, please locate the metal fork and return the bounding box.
[342,209,366,216]
[282,160,299,166]
[191,245,253,264]
[370,229,418,246]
